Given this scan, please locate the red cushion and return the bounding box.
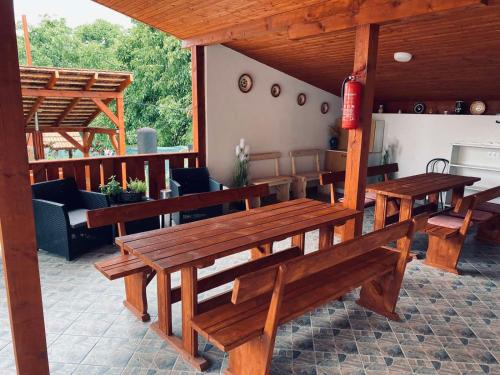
[428,215,464,229]
[365,191,377,200]
[339,196,375,206]
[476,202,500,215]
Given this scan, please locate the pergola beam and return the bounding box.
[0,0,49,373]
[191,46,206,167]
[22,88,122,99]
[55,73,98,126]
[25,70,59,125]
[56,131,86,153]
[182,0,487,47]
[26,126,117,135]
[92,98,119,126]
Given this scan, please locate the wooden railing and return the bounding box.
[28,152,199,199]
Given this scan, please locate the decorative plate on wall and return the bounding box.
[470,101,486,115]
[271,83,281,97]
[238,74,253,93]
[321,102,329,114]
[297,93,307,106]
[413,102,426,114]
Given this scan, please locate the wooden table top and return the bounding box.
[366,173,480,200]
[116,198,360,273]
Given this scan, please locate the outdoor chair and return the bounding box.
[32,178,112,261]
[169,167,224,225]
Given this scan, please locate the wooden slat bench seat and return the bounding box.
[423,186,500,273]
[249,152,292,205]
[88,184,270,322]
[191,215,426,375]
[95,254,149,280]
[289,149,329,198]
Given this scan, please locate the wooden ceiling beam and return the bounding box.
[55,131,85,152]
[181,0,488,47]
[91,98,119,126]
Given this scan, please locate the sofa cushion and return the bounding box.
[171,168,210,194]
[68,208,89,229]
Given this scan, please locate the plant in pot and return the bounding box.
[121,178,147,203]
[99,175,123,204]
[231,138,250,210]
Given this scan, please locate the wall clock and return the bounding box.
[297,93,307,106]
[470,101,486,115]
[238,74,253,93]
[321,102,329,114]
[271,83,281,97]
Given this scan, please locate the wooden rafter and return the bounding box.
[56,131,85,152]
[92,98,119,126]
[181,0,487,47]
[26,126,117,135]
[56,73,97,126]
[25,70,59,125]
[22,88,122,99]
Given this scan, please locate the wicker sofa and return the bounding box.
[32,178,112,261]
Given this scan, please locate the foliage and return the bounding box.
[232,139,250,188]
[99,175,122,196]
[17,17,192,148]
[127,178,147,194]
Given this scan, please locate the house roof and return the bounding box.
[93,0,500,101]
[43,132,83,151]
[21,66,133,129]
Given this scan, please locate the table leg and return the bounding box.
[374,194,388,230]
[319,224,334,249]
[451,186,465,206]
[397,199,414,251]
[150,270,208,371]
[291,234,305,254]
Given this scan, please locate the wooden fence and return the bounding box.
[28,152,199,199]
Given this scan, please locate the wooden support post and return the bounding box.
[32,129,45,160]
[0,1,49,373]
[191,46,206,167]
[116,97,126,155]
[342,24,379,241]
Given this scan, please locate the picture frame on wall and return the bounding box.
[321,102,329,114]
[297,93,307,106]
[270,83,281,97]
[238,74,253,93]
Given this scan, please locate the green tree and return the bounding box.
[17,17,192,148]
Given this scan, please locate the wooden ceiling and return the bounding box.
[94,0,500,101]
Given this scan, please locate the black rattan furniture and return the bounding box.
[32,178,112,260]
[169,167,224,225]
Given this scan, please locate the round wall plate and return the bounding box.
[297,93,307,106]
[321,102,329,114]
[470,101,486,115]
[238,74,253,93]
[271,83,281,97]
[413,102,426,114]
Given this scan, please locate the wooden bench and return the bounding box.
[89,184,270,322]
[423,186,500,273]
[191,215,426,375]
[320,163,399,206]
[249,152,292,205]
[289,149,329,198]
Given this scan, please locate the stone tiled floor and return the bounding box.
[0,208,499,374]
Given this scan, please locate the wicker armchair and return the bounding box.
[32,178,112,261]
[169,167,224,225]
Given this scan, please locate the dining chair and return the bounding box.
[426,158,450,209]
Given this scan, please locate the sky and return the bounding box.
[14,0,132,28]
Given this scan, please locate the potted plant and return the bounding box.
[99,175,123,204]
[121,178,147,203]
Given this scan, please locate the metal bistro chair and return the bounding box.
[426,158,450,209]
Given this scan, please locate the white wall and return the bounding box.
[375,113,500,177]
[205,45,342,186]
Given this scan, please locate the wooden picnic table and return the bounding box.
[366,172,480,231]
[115,198,360,370]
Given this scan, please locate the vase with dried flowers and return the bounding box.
[329,123,341,150]
[232,138,250,188]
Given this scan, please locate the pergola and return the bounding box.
[21,65,133,159]
[1,1,499,374]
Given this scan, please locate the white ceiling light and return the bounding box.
[394,52,412,63]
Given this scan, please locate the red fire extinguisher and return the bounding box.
[341,76,362,129]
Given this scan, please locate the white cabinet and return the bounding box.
[449,142,500,203]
